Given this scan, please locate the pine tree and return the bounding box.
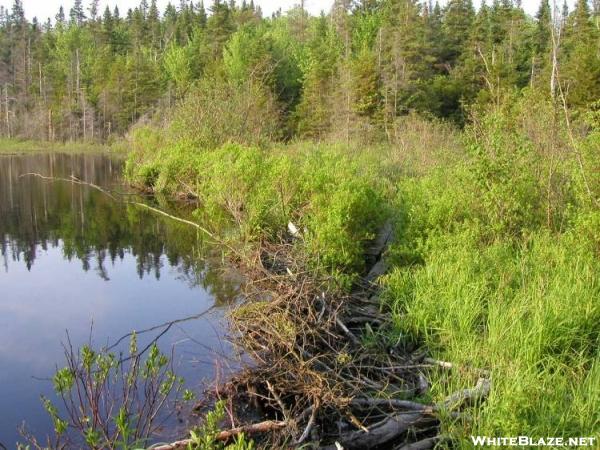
[148,0,161,48]
[294,14,339,138]
[56,6,65,26]
[70,0,86,25]
[196,1,207,28]
[88,0,99,21]
[207,0,235,58]
[379,0,430,118]
[441,0,475,68]
[561,0,600,108]
[534,0,552,56]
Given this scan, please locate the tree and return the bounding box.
[441,0,475,68]
[70,0,86,25]
[561,0,600,108]
[207,0,235,58]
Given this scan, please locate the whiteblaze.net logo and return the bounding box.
[470,436,597,447]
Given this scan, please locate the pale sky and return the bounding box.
[0,0,576,23]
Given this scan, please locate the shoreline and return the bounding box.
[0,138,120,155]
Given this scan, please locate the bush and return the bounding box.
[168,78,281,149]
[126,141,389,281]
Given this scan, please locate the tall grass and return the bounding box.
[382,93,600,446]
[384,228,599,446]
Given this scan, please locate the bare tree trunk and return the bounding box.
[48,108,52,141]
[4,84,10,138]
[77,48,87,141]
[550,0,561,100]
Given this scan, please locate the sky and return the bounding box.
[0,0,576,23]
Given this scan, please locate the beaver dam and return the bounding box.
[156,221,492,450]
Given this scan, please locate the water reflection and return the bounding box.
[0,153,237,446]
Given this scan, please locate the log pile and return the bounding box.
[182,222,492,449]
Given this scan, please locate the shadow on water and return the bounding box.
[0,153,239,446]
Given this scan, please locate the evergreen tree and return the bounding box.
[207,0,235,58]
[70,0,86,25]
[442,0,475,68]
[561,0,600,107]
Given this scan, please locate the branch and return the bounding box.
[150,420,288,450]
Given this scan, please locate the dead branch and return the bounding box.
[319,411,430,450]
[295,402,319,445]
[443,378,491,410]
[150,420,289,450]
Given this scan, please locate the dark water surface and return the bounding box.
[0,153,237,447]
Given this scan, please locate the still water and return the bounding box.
[0,153,237,447]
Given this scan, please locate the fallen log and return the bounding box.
[319,411,430,450]
[443,377,491,410]
[350,398,434,414]
[423,357,491,377]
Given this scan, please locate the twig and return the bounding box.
[295,401,318,445]
[336,317,361,346]
[266,380,290,422]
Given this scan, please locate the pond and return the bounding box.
[0,153,238,447]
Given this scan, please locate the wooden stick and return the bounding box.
[336,317,361,346]
[443,377,491,410]
[350,398,434,414]
[150,420,288,450]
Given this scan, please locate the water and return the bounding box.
[0,153,238,447]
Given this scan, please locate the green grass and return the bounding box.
[379,95,600,445]
[0,138,117,155]
[383,224,600,446]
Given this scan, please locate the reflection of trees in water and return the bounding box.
[0,154,238,305]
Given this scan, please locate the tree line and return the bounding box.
[0,0,598,142]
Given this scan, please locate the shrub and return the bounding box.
[168,78,281,149]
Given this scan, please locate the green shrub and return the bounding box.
[126,140,389,281]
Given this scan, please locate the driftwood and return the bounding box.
[150,420,288,450]
[19,172,219,241]
[350,398,434,413]
[423,357,491,377]
[320,411,430,450]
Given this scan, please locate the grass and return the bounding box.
[383,224,600,446]
[380,94,600,445]
[0,138,118,155]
